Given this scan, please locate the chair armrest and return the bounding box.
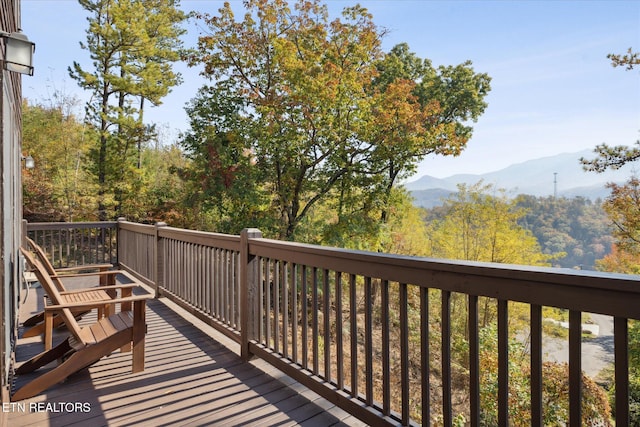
[50,270,122,280]
[44,294,152,311]
[54,264,113,274]
[58,283,140,295]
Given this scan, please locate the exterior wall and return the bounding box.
[0,0,24,412]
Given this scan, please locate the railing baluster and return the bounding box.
[187,242,193,306]
[196,244,202,310]
[365,276,373,407]
[421,287,430,427]
[224,248,229,325]
[205,246,210,314]
[441,290,452,426]
[265,258,272,348]
[498,299,509,427]
[569,309,582,425]
[382,279,390,416]
[614,316,629,425]
[258,257,264,343]
[235,252,241,328]
[469,294,480,425]
[274,260,280,354]
[336,271,344,390]
[292,263,298,364]
[216,247,222,320]
[349,273,357,399]
[324,268,331,381]
[312,266,319,375]
[531,304,543,425]
[228,249,233,325]
[65,228,70,266]
[301,265,308,370]
[399,282,409,426]
[204,246,210,316]
[228,249,232,324]
[283,261,289,358]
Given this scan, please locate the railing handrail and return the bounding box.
[158,226,241,250]
[27,221,118,231]
[249,236,640,319]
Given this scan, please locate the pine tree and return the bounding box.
[69,0,186,219]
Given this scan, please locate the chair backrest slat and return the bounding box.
[26,238,67,292]
[20,247,86,345]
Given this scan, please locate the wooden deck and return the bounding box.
[9,276,367,427]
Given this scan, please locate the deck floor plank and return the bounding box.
[9,278,365,427]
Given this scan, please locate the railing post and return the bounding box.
[116,217,126,266]
[240,228,262,361]
[155,222,167,299]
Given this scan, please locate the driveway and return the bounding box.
[543,314,614,378]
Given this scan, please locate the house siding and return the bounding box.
[0,0,25,417]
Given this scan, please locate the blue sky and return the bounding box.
[21,0,640,179]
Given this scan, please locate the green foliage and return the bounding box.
[424,182,554,266]
[600,177,640,256]
[185,0,490,240]
[596,244,640,274]
[478,324,612,426]
[581,141,640,173]
[516,195,613,269]
[22,97,98,221]
[69,0,186,220]
[607,47,640,71]
[179,94,273,234]
[581,48,638,171]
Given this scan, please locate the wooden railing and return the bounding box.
[26,220,640,426]
[24,220,118,268]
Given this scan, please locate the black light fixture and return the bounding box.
[1,31,35,76]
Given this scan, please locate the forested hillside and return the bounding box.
[515,195,613,270]
[420,185,614,270]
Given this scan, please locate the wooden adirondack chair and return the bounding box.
[12,248,151,401]
[22,238,121,338]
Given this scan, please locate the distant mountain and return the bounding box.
[405,150,634,208]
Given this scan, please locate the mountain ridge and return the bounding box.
[406,150,634,207]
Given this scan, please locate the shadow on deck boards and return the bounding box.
[9,278,367,427]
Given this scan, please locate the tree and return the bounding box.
[582,48,640,265]
[186,0,490,240]
[69,0,185,220]
[178,88,272,234]
[515,195,612,269]
[187,0,384,239]
[425,182,554,266]
[352,43,491,228]
[608,47,640,71]
[599,177,640,255]
[597,244,640,274]
[22,96,97,221]
[581,48,638,172]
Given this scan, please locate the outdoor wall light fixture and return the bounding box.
[1,31,35,76]
[21,155,34,169]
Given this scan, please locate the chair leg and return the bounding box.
[12,330,132,401]
[22,310,90,338]
[132,301,146,373]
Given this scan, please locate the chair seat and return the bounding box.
[69,311,134,350]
